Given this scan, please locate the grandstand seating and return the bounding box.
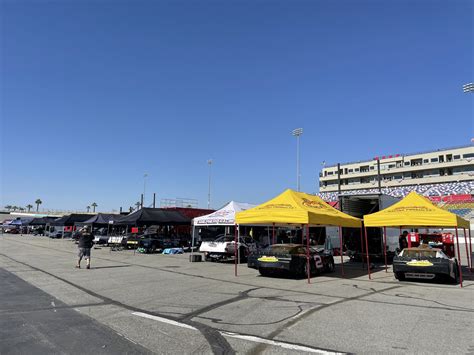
[318,181,474,219]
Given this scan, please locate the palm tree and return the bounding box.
[35,199,42,212]
[91,202,98,213]
[19,207,25,212]
[12,206,18,212]
[86,206,91,213]
[26,204,33,212]
[4,205,12,211]
[135,202,141,211]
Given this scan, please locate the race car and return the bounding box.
[393,246,459,283]
[199,234,256,262]
[247,244,335,277]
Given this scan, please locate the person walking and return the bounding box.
[76,226,94,269]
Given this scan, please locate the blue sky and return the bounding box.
[1,0,472,212]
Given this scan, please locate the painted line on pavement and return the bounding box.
[132,311,343,354]
[132,312,197,330]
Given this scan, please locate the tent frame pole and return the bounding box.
[272,223,275,245]
[383,226,388,273]
[469,228,473,272]
[360,226,365,269]
[306,224,310,284]
[190,224,195,262]
[338,226,344,277]
[455,227,463,288]
[463,228,470,272]
[234,224,238,276]
[364,226,371,280]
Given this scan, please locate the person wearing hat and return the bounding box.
[76,226,94,269]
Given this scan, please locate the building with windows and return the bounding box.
[319,145,474,193]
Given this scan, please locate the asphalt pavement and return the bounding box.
[0,235,473,355]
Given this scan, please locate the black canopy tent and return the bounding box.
[115,208,190,226]
[50,214,93,226]
[28,217,59,226]
[82,213,123,225]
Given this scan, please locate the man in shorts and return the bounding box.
[76,226,94,269]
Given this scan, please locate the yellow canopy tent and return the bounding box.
[235,189,362,283]
[364,191,470,229]
[363,191,471,287]
[236,189,361,227]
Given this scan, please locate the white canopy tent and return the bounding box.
[193,201,256,226]
[190,201,256,260]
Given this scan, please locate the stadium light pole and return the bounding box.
[143,173,148,207]
[207,159,213,209]
[292,128,303,191]
[463,82,474,93]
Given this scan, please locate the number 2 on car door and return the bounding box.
[313,255,323,268]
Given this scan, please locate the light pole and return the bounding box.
[292,128,303,191]
[143,173,148,207]
[463,83,474,93]
[207,159,212,209]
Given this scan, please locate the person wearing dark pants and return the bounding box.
[76,227,94,269]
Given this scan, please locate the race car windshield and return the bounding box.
[265,245,301,255]
[402,249,437,258]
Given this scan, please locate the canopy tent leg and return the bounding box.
[455,227,463,288]
[463,228,471,272]
[469,229,473,272]
[360,226,365,269]
[272,223,275,245]
[339,226,344,277]
[234,224,238,276]
[383,226,388,273]
[306,224,310,284]
[364,226,371,280]
[190,225,195,262]
[238,226,241,265]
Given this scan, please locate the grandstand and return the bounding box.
[318,179,474,219]
[317,145,474,219]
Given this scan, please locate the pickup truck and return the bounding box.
[199,234,256,262]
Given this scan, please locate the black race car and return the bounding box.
[138,236,162,253]
[247,244,335,277]
[393,246,459,283]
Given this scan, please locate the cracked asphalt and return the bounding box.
[1,235,473,354]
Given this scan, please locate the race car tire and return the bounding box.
[299,260,310,277]
[394,272,405,281]
[239,247,247,263]
[204,254,211,262]
[259,268,272,277]
[325,259,335,273]
[450,262,459,284]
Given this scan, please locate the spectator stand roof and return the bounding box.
[193,201,257,226]
[115,208,190,226]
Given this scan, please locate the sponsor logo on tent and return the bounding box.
[301,198,328,209]
[387,206,435,213]
[258,204,295,210]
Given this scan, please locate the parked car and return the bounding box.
[199,234,257,262]
[247,244,335,278]
[393,246,459,283]
[138,236,162,253]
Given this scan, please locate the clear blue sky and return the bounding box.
[1,0,472,212]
